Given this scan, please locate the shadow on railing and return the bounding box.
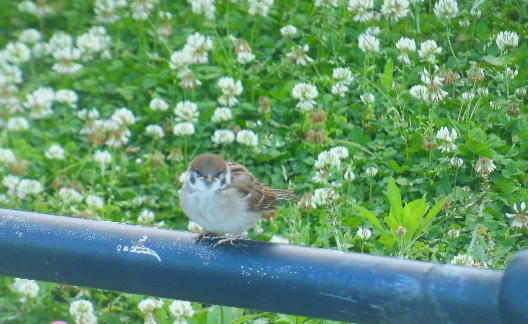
[0,208,526,323]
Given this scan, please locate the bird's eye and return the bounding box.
[194,169,202,177]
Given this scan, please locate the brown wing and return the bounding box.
[227,162,278,211]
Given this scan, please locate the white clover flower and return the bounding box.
[105,120,130,148]
[70,300,97,324]
[313,188,339,206]
[333,67,354,85]
[237,51,255,64]
[286,44,313,66]
[506,67,518,79]
[515,88,526,97]
[360,93,375,105]
[212,129,235,145]
[19,29,41,44]
[177,67,202,89]
[447,229,460,238]
[357,227,372,240]
[59,187,83,205]
[178,172,189,185]
[247,0,274,17]
[4,42,31,64]
[18,0,53,16]
[18,1,37,14]
[330,146,349,159]
[314,151,341,170]
[436,127,458,153]
[7,117,29,131]
[270,235,290,244]
[45,144,65,160]
[145,124,165,138]
[52,47,82,74]
[358,34,380,53]
[410,85,428,100]
[0,149,16,165]
[169,50,192,70]
[347,0,375,22]
[461,92,475,102]
[149,98,169,111]
[138,209,155,223]
[449,157,463,168]
[169,300,195,319]
[111,107,135,126]
[312,170,329,184]
[476,87,489,96]
[496,31,519,50]
[55,89,78,108]
[49,32,73,50]
[434,0,458,19]
[292,82,318,111]
[418,40,442,63]
[24,87,55,119]
[94,149,112,165]
[280,25,298,37]
[365,166,378,177]
[173,122,195,136]
[10,278,39,302]
[475,157,496,175]
[451,253,475,266]
[236,129,258,146]
[381,0,409,21]
[217,77,243,107]
[86,194,104,210]
[344,170,355,182]
[459,17,470,27]
[16,179,43,199]
[211,107,233,123]
[94,0,127,23]
[395,37,416,64]
[506,202,528,229]
[0,64,23,85]
[332,83,349,97]
[131,0,154,21]
[315,0,338,7]
[76,27,111,61]
[2,175,20,196]
[174,101,199,123]
[138,298,164,316]
[188,0,216,19]
[182,32,213,64]
[187,220,203,232]
[365,27,380,36]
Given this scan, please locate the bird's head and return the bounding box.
[187,153,230,191]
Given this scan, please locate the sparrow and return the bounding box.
[179,153,298,244]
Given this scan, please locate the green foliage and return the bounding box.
[0,0,527,322]
[353,178,449,257]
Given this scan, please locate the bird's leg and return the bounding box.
[215,232,247,245]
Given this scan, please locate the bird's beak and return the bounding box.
[204,174,214,183]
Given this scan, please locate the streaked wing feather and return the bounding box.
[227,162,278,211]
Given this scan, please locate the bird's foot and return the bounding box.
[215,232,247,245]
[191,231,215,242]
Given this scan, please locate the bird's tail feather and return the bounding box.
[273,189,299,201]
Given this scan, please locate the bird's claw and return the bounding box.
[215,232,247,245]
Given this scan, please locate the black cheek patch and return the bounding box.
[189,175,196,185]
[220,177,227,186]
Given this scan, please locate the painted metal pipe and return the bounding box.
[0,209,525,323]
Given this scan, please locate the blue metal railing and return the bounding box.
[0,209,526,323]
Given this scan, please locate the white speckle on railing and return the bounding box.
[117,235,161,262]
